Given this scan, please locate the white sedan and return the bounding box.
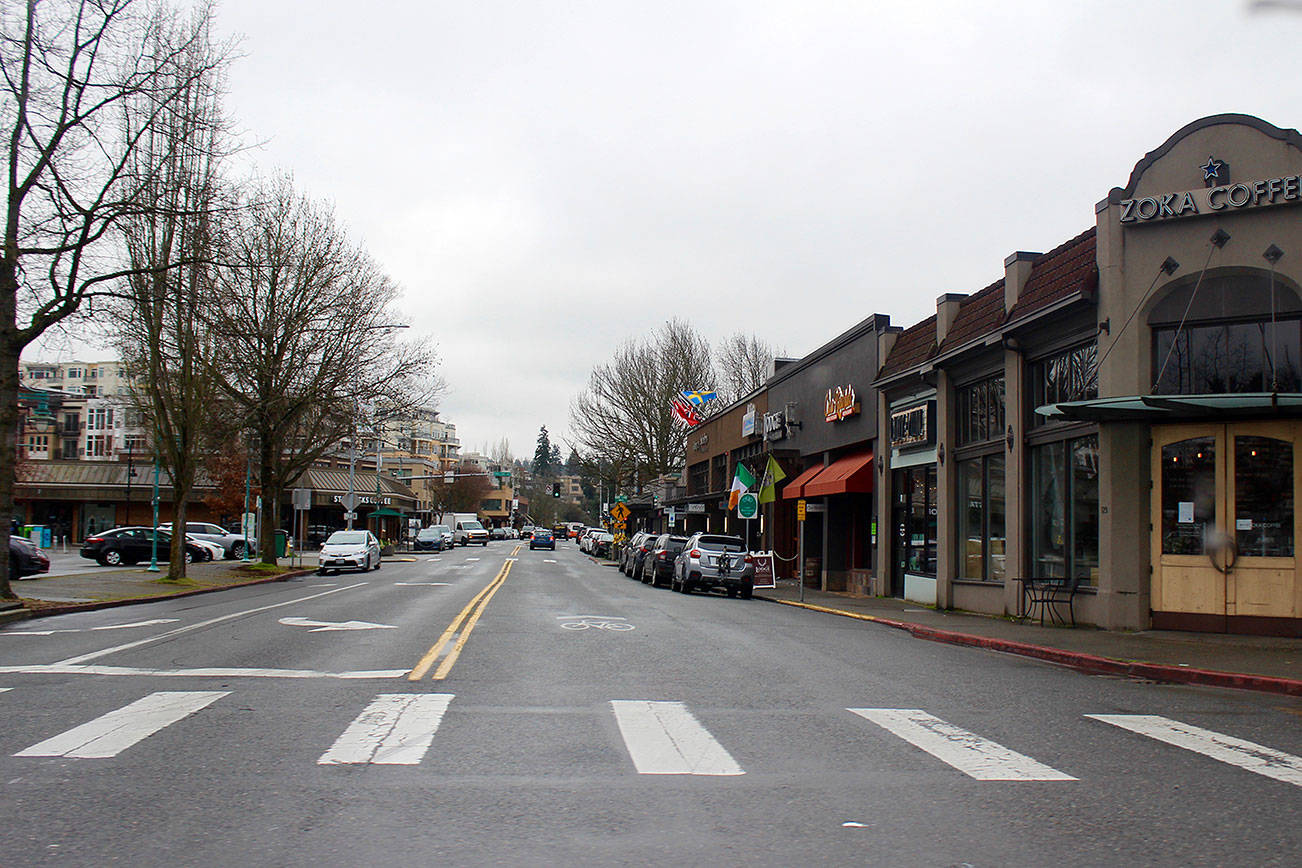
[316,530,382,575]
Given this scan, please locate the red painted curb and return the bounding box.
[761,596,1302,698]
[21,569,316,619]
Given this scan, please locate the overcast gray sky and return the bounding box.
[39,0,1302,459]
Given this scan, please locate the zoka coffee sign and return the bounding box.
[1120,157,1302,225]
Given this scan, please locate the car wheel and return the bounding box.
[740,585,753,600]
[316,568,327,576]
[103,549,123,566]
[727,588,738,598]
[231,541,245,559]
[184,551,194,564]
[373,557,381,571]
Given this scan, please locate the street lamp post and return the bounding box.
[147,457,161,572]
[242,452,252,562]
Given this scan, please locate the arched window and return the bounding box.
[1149,269,1302,394]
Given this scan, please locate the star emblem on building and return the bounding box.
[1201,156,1223,181]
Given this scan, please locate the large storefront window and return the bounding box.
[1235,435,1294,557]
[958,455,1006,581]
[1160,437,1215,555]
[1153,319,1302,394]
[1031,434,1099,583]
[895,465,937,576]
[957,376,1006,446]
[1031,344,1097,426]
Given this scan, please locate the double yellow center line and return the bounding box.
[408,546,522,681]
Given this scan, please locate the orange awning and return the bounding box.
[802,451,874,497]
[781,464,825,500]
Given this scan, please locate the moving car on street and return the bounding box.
[413,527,445,551]
[316,530,382,575]
[529,528,555,550]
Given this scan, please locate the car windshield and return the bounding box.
[325,531,368,546]
[417,529,439,539]
[463,521,484,530]
[697,535,745,552]
[432,526,450,534]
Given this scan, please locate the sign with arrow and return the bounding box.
[278,617,397,632]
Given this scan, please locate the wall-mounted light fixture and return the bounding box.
[1264,244,1284,265]
[937,443,945,466]
[1210,228,1231,249]
[1006,425,1015,452]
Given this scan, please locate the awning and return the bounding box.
[1038,393,1302,423]
[369,507,404,517]
[782,464,825,500]
[803,451,874,497]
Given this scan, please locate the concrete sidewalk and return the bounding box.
[756,580,1301,697]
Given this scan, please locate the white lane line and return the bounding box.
[466,558,481,562]
[848,708,1076,781]
[54,582,369,665]
[543,559,557,563]
[394,582,450,586]
[1087,714,1302,787]
[3,618,181,637]
[0,664,407,679]
[610,700,744,776]
[14,691,228,758]
[318,693,454,765]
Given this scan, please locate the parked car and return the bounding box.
[520,525,536,539]
[185,535,223,561]
[489,526,507,541]
[429,524,453,549]
[529,528,555,550]
[591,531,614,559]
[159,522,254,559]
[621,531,656,576]
[9,534,49,578]
[317,530,382,575]
[640,534,688,586]
[79,526,208,566]
[673,533,751,598]
[413,527,445,551]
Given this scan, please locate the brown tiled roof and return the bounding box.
[1007,227,1097,322]
[878,315,937,379]
[938,278,1005,355]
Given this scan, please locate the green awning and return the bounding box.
[1037,393,1302,423]
[369,507,404,517]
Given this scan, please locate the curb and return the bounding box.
[759,596,1302,698]
[21,568,317,619]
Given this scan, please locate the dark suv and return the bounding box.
[672,533,751,598]
[640,534,688,587]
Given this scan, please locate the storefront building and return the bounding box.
[673,391,769,540]
[869,113,1301,636]
[769,314,892,593]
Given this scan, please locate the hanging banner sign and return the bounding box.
[825,385,860,422]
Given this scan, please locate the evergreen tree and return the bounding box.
[533,426,552,476]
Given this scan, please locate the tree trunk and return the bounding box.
[0,339,20,600]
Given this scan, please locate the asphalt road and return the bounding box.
[1,540,1299,867]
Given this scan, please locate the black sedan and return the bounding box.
[80,526,208,566]
[9,534,50,578]
[413,527,445,551]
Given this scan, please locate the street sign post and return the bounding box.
[797,499,805,602]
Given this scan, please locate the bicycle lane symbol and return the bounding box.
[557,615,635,632]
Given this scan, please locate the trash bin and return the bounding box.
[24,525,49,548]
[274,530,288,558]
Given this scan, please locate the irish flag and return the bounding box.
[728,463,755,510]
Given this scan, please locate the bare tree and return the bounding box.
[569,319,714,486]
[0,0,220,598]
[207,176,439,565]
[115,1,232,580]
[490,437,512,467]
[715,332,777,405]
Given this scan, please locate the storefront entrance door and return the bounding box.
[1151,422,1301,634]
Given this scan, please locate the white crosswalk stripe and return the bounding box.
[1087,714,1302,787]
[14,691,228,759]
[610,700,744,776]
[0,687,11,693]
[848,708,1076,781]
[318,693,455,765]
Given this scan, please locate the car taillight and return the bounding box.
[86,536,104,543]
[689,549,700,558]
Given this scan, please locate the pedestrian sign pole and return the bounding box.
[796,498,806,602]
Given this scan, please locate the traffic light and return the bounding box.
[552,482,561,498]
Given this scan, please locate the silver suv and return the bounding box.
[672,533,752,598]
